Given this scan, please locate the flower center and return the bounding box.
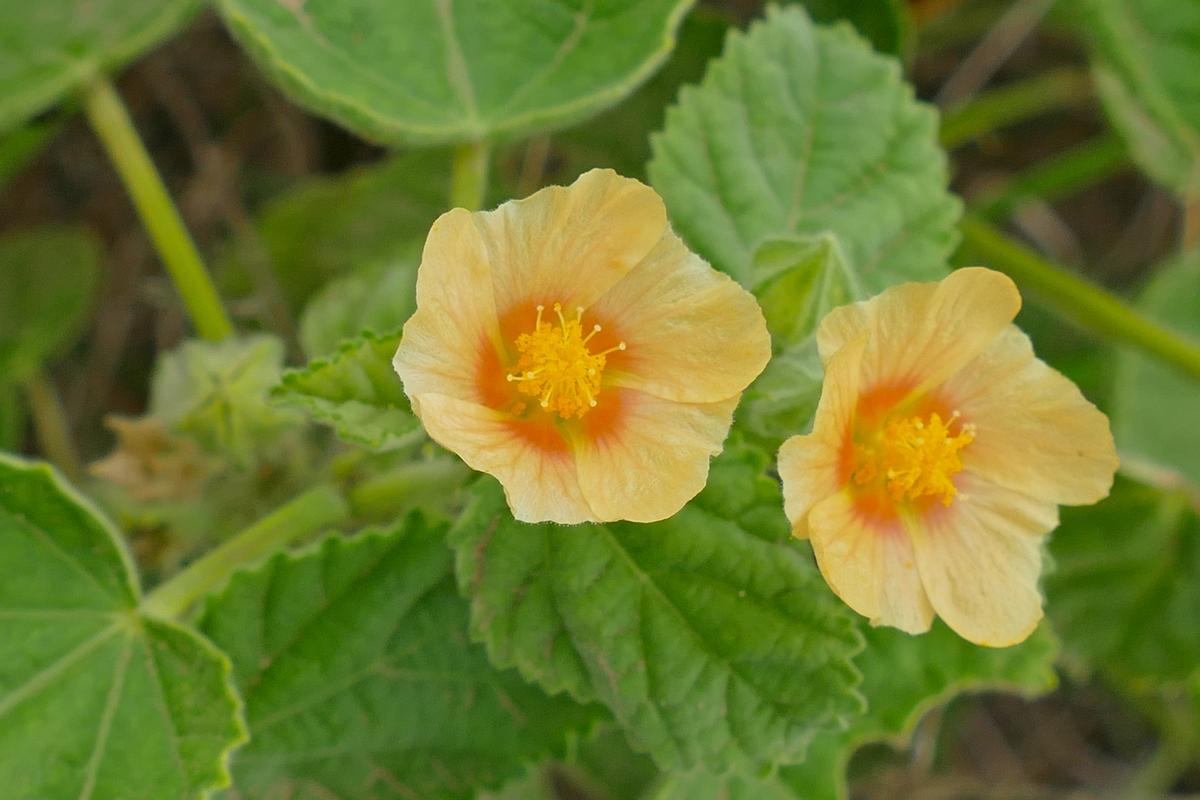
[506,302,625,419]
[852,411,974,506]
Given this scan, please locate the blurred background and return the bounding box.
[0,0,1197,797]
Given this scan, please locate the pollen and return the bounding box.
[853,411,975,506]
[506,303,624,419]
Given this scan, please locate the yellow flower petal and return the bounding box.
[395,208,500,404]
[904,476,1053,647]
[479,169,668,316]
[807,490,934,634]
[573,391,737,523]
[591,232,772,403]
[396,169,765,524]
[414,393,594,524]
[817,267,1021,394]
[945,326,1119,505]
[778,335,866,538]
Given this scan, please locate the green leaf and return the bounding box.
[1046,477,1200,684]
[750,234,855,351]
[0,455,245,799]
[1077,0,1200,197]
[649,6,959,286]
[737,235,854,449]
[216,0,694,146]
[1113,254,1200,486]
[151,334,302,463]
[272,331,418,451]
[198,516,600,799]
[220,151,448,309]
[651,622,1058,800]
[299,261,418,357]
[783,0,913,58]
[0,0,201,132]
[544,9,731,182]
[0,226,100,382]
[449,446,864,772]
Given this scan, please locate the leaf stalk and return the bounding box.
[82,77,234,342]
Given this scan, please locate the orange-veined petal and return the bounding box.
[817,267,1021,396]
[415,393,593,524]
[479,169,668,316]
[395,208,501,405]
[943,326,1118,506]
[573,389,737,523]
[807,490,934,634]
[905,474,1054,646]
[591,232,771,403]
[778,335,866,538]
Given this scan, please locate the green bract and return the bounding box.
[151,335,301,463]
[216,0,694,145]
[199,517,599,799]
[649,6,959,286]
[0,456,244,799]
[0,0,201,132]
[271,330,419,451]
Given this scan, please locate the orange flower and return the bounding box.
[778,268,1118,646]
[393,169,770,524]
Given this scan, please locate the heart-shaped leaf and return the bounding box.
[216,0,694,145]
[649,6,959,286]
[0,0,201,132]
[198,516,600,799]
[0,456,245,799]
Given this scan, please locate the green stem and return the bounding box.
[960,215,1200,381]
[81,78,233,342]
[449,140,491,211]
[972,134,1128,220]
[141,485,349,619]
[21,370,82,483]
[349,458,470,519]
[940,67,1092,149]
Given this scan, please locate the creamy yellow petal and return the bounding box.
[906,478,1051,647]
[816,268,1022,393]
[590,231,771,403]
[945,326,1118,505]
[778,336,866,538]
[573,391,737,523]
[414,393,594,524]
[808,491,934,634]
[394,208,500,403]
[479,169,668,315]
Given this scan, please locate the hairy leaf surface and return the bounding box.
[0,0,201,132]
[271,331,417,451]
[1047,477,1200,684]
[199,517,600,799]
[0,456,244,799]
[450,446,864,771]
[649,6,959,285]
[217,0,694,145]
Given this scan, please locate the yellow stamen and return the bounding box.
[507,302,623,419]
[853,412,975,506]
